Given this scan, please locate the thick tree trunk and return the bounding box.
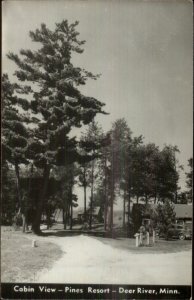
[15,163,27,232]
[32,164,50,234]
[136,195,139,204]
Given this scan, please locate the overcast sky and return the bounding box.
[2,0,193,193]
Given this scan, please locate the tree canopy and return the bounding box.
[5,20,107,233]
[2,19,191,236]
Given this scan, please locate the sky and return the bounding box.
[2,0,193,199]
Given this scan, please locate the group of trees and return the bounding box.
[2,20,193,235]
[79,119,192,232]
[2,20,106,234]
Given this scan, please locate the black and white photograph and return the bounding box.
[1,0,193,299]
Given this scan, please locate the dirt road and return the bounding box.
[35,235,192,285]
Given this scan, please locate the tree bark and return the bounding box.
[70,203,73,230]
[123,189,126,228]
[63,208,66,229]
[83,165,87,221]
[89,160,94,230]
[110,147,114,237]
[104,202,107,231]
[127,187,131,236]
[32,164,50,234]
[110,189,114,236]
[110,176,114,236]
[104,157,108,231]
[70,187,73,230]
[67,203,70,228]
[22,214,28,232]
[66,205,69,228]
[14,163,28,232]
[14,163,22,210]
[84,184,87,221]
[128,194,131,224]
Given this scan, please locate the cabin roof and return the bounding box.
[174,204,193,219]
[76,206,101,216]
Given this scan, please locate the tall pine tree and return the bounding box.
[7,20,106,234]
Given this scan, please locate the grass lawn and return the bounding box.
[1,226,63,282]
[93,235,192,254]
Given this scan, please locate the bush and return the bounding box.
[151,200,176,236]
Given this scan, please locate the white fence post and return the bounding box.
[136,234,139,247]
[134,233,140,247]
[32,240,37,247]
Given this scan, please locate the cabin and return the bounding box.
[77,206,102,222]
[174,204,193,228]
[131,203,193,233]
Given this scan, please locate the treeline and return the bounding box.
[2,20,192,235]
[76,119,192,231]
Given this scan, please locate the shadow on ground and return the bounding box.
[92,235,192,254]
[32,228,109,238]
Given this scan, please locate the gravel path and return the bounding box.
[35,235,192,285]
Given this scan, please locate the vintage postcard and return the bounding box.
[1,0,193,299]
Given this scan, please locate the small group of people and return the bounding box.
[138,223,153,246]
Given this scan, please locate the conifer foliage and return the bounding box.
[2,19,191,236]
[2,74,31,217]
[2,74,31,167]
[7,20,106,233]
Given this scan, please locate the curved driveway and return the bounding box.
[36,235,192,285]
